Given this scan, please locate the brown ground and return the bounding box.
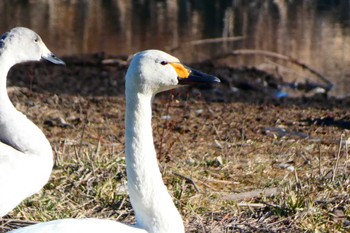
[1,54,350,232]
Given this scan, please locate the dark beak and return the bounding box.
[178,67,220,85]
[42,53,66,65]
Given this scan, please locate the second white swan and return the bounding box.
[9,49,220,233]
[0,27,65,217]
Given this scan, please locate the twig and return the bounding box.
[237,203,266,208]
[222,187,279,201]
[77,114,88,159]
[318,142,323,177]
[196,179,218,192]
[173,172,200,192]
[294,168,299,184]
[345,137,349,169]
[332,135,343,182]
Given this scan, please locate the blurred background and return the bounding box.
[1,0,350,97]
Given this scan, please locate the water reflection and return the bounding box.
[1,0,350,97]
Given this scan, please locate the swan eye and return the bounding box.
[34,38,39,42]
[160,61,168,65]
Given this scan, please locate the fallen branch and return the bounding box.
[213,49,333,91]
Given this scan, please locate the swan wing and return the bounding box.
[0,142,32,216]
[0,140,51,217]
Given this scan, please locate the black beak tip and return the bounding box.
[42,53,66,66]
[212,76,221,83]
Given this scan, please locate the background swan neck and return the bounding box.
[0,55,52,159]
[0,56,14,106]
[125,90,184,233]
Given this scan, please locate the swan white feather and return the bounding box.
[9,50,219,233]
[0,27,65,217]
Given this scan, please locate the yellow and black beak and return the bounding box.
[170,63,220,85]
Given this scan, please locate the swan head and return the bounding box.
[126,49,220,95]
[0,27,65,65]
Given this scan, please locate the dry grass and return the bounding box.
[1,60,350,232]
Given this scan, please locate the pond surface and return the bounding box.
[1,0,350,97]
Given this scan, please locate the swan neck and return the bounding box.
[125,90,184,233]
[0,53,52,159]
[125,92,157,184]
[0,55,14,106]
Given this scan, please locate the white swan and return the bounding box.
[9,50,220,233]
[0,27,65,217]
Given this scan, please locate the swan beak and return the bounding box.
[42,53,66,65]
[172,63,220,84]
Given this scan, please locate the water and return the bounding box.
[1,0,350,97]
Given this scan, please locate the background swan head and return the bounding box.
[126,49,220,95]
[0,27,65,65]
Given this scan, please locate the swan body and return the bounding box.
[9,50,219,233]
[0,27,65,217]
[9,219,147,233]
